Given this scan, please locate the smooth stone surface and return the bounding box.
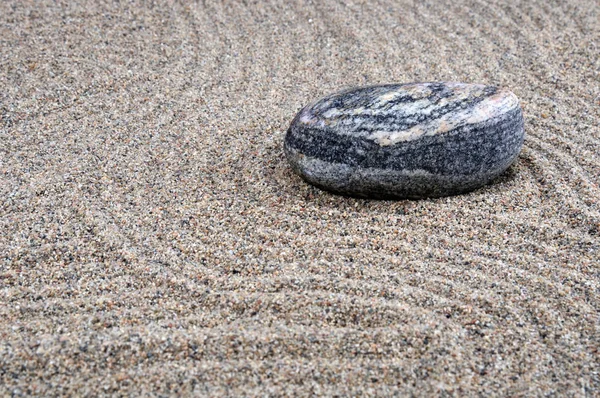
[284,82,525,199]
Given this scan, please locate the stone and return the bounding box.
[284,82,525,199]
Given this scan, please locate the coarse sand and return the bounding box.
[1,0,599,396]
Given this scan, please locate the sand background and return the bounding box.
[1,0,599,396]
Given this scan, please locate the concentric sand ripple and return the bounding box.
[0,0,598,396]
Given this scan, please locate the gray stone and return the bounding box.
[284,82,525,199]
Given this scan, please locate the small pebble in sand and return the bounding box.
[284,82,525,199]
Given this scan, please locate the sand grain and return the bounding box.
[1,0,599,396]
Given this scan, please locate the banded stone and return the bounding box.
[284,82,525,199]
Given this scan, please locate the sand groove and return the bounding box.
[1,0,599,395]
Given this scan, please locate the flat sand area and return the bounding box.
[1,0,599,395]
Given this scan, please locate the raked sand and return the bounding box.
[1,0,599,395]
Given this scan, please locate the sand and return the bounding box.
[1,0,599,396]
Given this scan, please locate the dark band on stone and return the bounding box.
[285,107,524,176]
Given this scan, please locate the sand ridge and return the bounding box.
[1,0,599,395]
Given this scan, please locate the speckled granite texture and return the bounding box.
[285,83,525,198]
